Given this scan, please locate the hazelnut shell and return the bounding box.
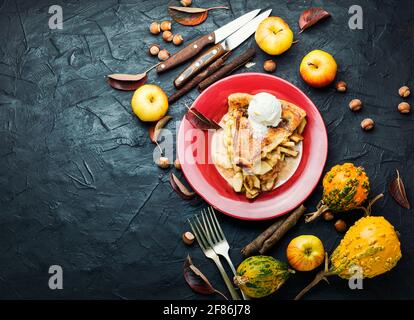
[149,21,161,35]
[349,99,362,111]
[162,31,173,42]
[398,102,411,114]
[160,21,172,32]
[180,0,192,6]
[398,86,410,98]
[263,60,276,73]
[172,34,183,46]
[148,44,160,56]
[157,156,170,169]
[323,211,334,221]
[174,159,181,170]
[158,49,170,61]
[334,219,347,232]
[361,118,375,131]
[336,81,347,92]
[182,231,195,245]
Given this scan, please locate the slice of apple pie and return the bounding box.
[212,93,307,199]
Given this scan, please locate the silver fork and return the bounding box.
[188,217,241,300]
[201,207,249,300]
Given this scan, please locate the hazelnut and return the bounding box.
[349,99,362,111]
[263,60,276,73]
[158,49,170,61]
[173,34,184,46]
[180,0,192,6]
[361,118,375,131]
[149,21,161,35]
[398,102,411,114]
[182,231,195,245]
[160,20,172,32]
[323,211,334,221]
[335,80,347,92]
[174,159,181,170]
[148,43,160,56]
[398,86,410,98]
[157,156,170,169]
[334,219,347,232]
[162,30,173,42]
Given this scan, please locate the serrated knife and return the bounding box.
[174,9,272,88]
[156,9,260,74]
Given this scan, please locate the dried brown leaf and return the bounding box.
[106,76,147,91]
[149,116,172,143]
[299,7,331,33]
[107,73,147,81]
[183,255,227,299]
[185,106,221,130]
[107,64,158,91]
[170,173,196,200]
[107,74,147,91]
[389,170,410,209]
[169,6,208,13]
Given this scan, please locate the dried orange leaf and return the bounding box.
[389,170,410,209]
[149,115,172,143]
[168,5,228,26]
[170,173,195,199]
[299,7,331,33]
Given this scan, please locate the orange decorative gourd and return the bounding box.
[306,163,370,222]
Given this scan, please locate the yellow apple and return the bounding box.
[300,50,337,88]
[255,17,294,55]
[286,235,325,271]
[131,84,168,122]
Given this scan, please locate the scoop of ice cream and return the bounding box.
[248,92,282,139]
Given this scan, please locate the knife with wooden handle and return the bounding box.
[155,9,260,74]
[173,9,272,88]
[174,44,228,88]
[156,33,216,74]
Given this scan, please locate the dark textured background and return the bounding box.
[0,0,413,299]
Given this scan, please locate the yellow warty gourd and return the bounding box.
[331,216,401,278]
[295,216,402,299]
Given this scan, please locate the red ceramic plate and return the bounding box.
[177,73,327,220]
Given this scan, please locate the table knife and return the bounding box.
[156,9,260,74]
[174,9,272,88]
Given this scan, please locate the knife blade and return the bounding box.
[156,9,260,74]
[174,9,272,88]
[214,8,261,43]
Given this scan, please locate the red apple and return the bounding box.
[286,235,325,271]
[300,50,337,88]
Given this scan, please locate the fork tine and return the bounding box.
[209,207,226,241]
[188,218,206,250]
[200,210,212,243]
[203,209,219,243]
[207,207,221,241]
[195,214,207,238]
[194,215,210,247]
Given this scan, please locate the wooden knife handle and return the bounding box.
[198,48,256,92]
[168,52,231,103]
[156,32,216,74]
[174,44,227,88]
